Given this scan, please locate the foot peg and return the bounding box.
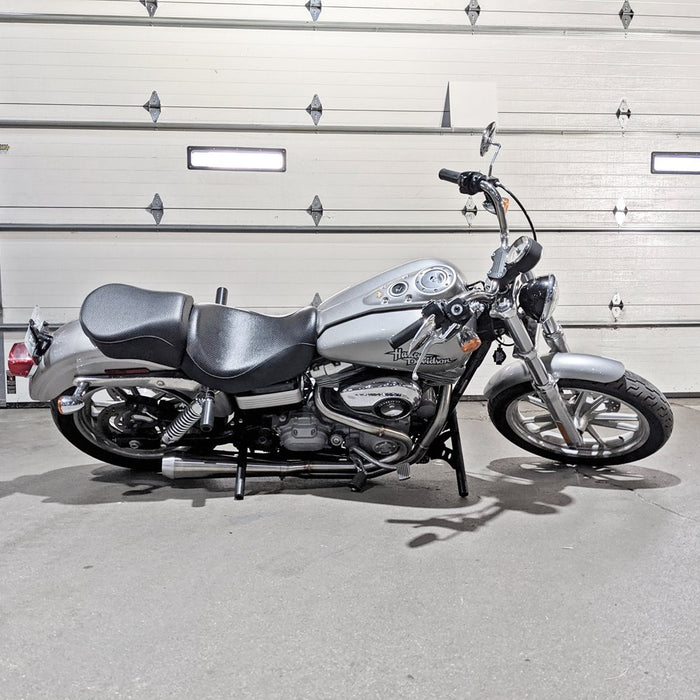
[396,462,411,481]
[349,471,368,492]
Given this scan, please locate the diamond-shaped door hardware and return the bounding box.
[146,193,164,224]
[462,197,478,225]
[140,0,157,17]
[609,293,624,321]
[143,91,161,123]
[465,1,480,26]
[306,94,323,125]
[307,195,323,226]
[616,99,631,129]
[613,197,628,226]
[306,0,321,21]
[619,1,634,29]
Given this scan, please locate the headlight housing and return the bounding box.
[519,274,559,322]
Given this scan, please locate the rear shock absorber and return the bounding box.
[161,390,214,446]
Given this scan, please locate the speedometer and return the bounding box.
[505,236,542,272]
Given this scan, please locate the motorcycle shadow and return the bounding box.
[385,457,682,547]
[0,457,681,517]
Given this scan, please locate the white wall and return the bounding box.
[2,1,700,400]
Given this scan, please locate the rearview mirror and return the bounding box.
[480,121,497,157]
[480,121,501,177]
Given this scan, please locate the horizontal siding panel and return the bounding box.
[2,27,700,130]
[1,229,698,322]
[5,0,698,32]
[2,129,700,228]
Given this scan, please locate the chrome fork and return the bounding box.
[491,300,582,447]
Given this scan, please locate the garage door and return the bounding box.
[2,1,699,401]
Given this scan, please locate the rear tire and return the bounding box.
[487,371,673,466]
[51,385,192,471]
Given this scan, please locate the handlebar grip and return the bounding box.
[438,169,461,184]
[389,319,423,350]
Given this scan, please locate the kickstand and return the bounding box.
[446,410,469,498]
[235,435,248,501]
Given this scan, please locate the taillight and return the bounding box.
[8,342,35,377]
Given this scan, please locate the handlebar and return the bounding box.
[438,169,489,196]
[439,168,510,248]
[388,288,496,350]
[438,168,460,184]
[389,319,423,350]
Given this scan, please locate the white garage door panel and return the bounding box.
[2,6,700,400]
[0,231,500,322]
[0,1,628,27]
[0,228,696,321]
[3,26,700,130]
[3,130,699,229]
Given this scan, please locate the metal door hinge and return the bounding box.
[140,0,158,17]
[613,198,629,226]
[465,1,481,26]
[307,195,323,226]
[616,99,631,129]
[143,91,161,123]
[609,293,624,321]
[619,1,634,29]
[147,193,164,225]
[306,94,323,125]
[462,197,477,226]
[306,0,322,22]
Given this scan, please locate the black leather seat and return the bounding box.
[181,304,317,393]
[80,284,194,368]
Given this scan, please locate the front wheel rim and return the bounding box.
[505,387,651,459]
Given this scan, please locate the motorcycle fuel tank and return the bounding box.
[316,260,469,380]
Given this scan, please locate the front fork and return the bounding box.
[491,301,582,447]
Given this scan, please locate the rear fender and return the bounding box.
[483,353,626,400]
[29,320,179,401]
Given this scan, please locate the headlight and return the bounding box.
[519,274,559,322]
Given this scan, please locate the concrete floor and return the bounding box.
[0,401,698,700]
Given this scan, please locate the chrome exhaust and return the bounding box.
[161,455,381,480]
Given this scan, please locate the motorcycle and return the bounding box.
[7,123,674,500]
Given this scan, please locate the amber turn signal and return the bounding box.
[460,337,482,353]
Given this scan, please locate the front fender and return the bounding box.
[29,320,174,401]
[483,353,626,400]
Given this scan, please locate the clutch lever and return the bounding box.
[410,320,460,381]
[408,314,436,355]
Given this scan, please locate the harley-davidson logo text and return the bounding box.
[389,348,455,366]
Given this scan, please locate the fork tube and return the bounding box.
[492,301,582,447]
[542,317,570,353]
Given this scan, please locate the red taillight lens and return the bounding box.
[8,342,35,377]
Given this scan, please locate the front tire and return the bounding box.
[488,371,673,466]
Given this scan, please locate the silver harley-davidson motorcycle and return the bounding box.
[8,123,673,499]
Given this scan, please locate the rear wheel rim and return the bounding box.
[72,386,188,459]
[505,387,650,459]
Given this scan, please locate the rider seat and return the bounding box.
[180,304,317,394]
[80,284,194,368]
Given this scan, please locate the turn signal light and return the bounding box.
[8,342,35,377]
[460,337,482,353]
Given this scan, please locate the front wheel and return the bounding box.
[487,371,673,466]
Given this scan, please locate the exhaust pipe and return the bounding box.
[161,455,380,480]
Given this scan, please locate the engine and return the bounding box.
[267,373,436,457]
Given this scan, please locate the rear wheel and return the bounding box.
[488,371,673,466]
[51,386,192,470]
